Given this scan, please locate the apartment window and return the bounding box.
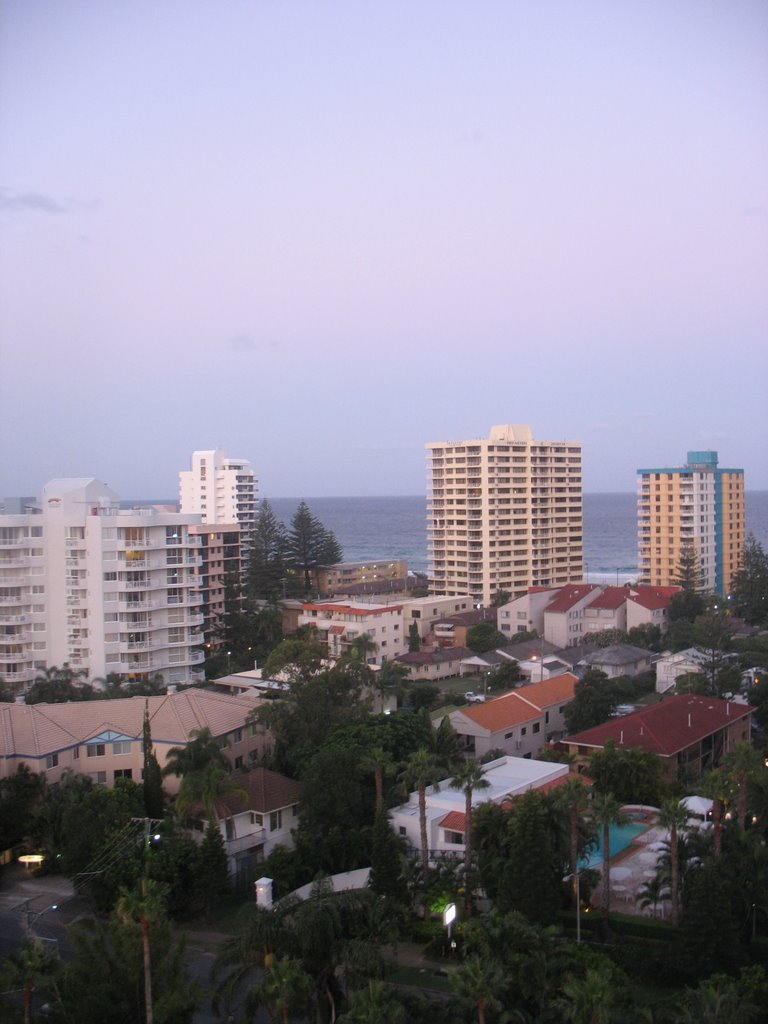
[112,741,131,755]
[520,727,527,736]
[270,810,282,831]
[114,769,133,781]
[87,743,106,757]
[504,731,514,740]
[444,830,464,845]
[250,813,263,827]
[46,753,59,770]
[533,723,541,734]
[73,746,79,760]
[234,756,243,769]
[91,771,107,784]
[103,572,117,581]
[399,826,407,836]
[232,728,243,744]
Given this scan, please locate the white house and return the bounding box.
[200,767,301,882]
[389,755,570,861]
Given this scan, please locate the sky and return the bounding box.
[1,1,766,499]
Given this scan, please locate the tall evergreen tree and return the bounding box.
[368,806,408,907]
[287,500,343,594]
[196,820,230,918]
[142,702,165,820]
[248,499,288,601]
[672,543,706,593]
[731,534,768,625]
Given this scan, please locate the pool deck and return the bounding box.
[590,807,671,917]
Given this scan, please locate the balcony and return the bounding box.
[0,613,27,624]
[225,828,266,856]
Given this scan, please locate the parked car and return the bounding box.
[464,691,486,704]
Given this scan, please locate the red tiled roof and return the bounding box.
[544,585,600,613]
[217,767,301,816]
[566,694,751,757]
[586,587,627,610]
[454,673,578,732]
[626,586,681,611]
[328,625,345,635]
[439,810,467,832]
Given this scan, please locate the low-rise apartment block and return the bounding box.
[0,688,265,790]
[298,600,407,665]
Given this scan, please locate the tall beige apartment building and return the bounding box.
[637,450,744,595]
[426,425,583,606]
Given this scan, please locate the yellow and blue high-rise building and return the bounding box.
[637,451,744,596]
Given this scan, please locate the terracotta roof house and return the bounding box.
[561,694,752,781]
[499,584,681,648]
[448,673,579,759]
[578,644,652,679]
[625,586,681,632]
[0,689,266,793]
[389,754,570,861]
[193,767,301,882]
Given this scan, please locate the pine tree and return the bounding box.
[731,534,768,625]
[672,543,706,593]
[408,621,421,653]
[248,499,288,601]
[142,703,164,820]
[196,820,230,919]
[368,806,408,907]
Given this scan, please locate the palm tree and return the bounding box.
[1,938,60,1024]
[339,980,406,1023]
[116,878,169,1024]
[162,726,230,778]
[398,748,443,874]
[247,956,314,1024]
[449,761,490,914]
[636,874,666,919]
[372,660,409,713]
[175,762,247,824]
[554,966,620,1024]
[590,792,624,922]
[723,741,762,831]
[361,745,395,812]
[658,798,690,927]
[698,768,728,857]
[556,776,591,908]
[449,955,505,1024]
[346,632,378,667]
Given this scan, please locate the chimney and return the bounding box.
[688,713,692,728]
[620,730,624,744]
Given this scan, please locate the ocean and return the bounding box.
[266,492,768,580]
[127,493,768,580]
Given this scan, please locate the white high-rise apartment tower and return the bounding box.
[426,425,583,606]
[179,450,257,536]
[0,479,205,690]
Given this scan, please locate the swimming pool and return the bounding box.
[580,821,647,870]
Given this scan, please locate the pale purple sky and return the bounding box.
[1,1,766,498]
